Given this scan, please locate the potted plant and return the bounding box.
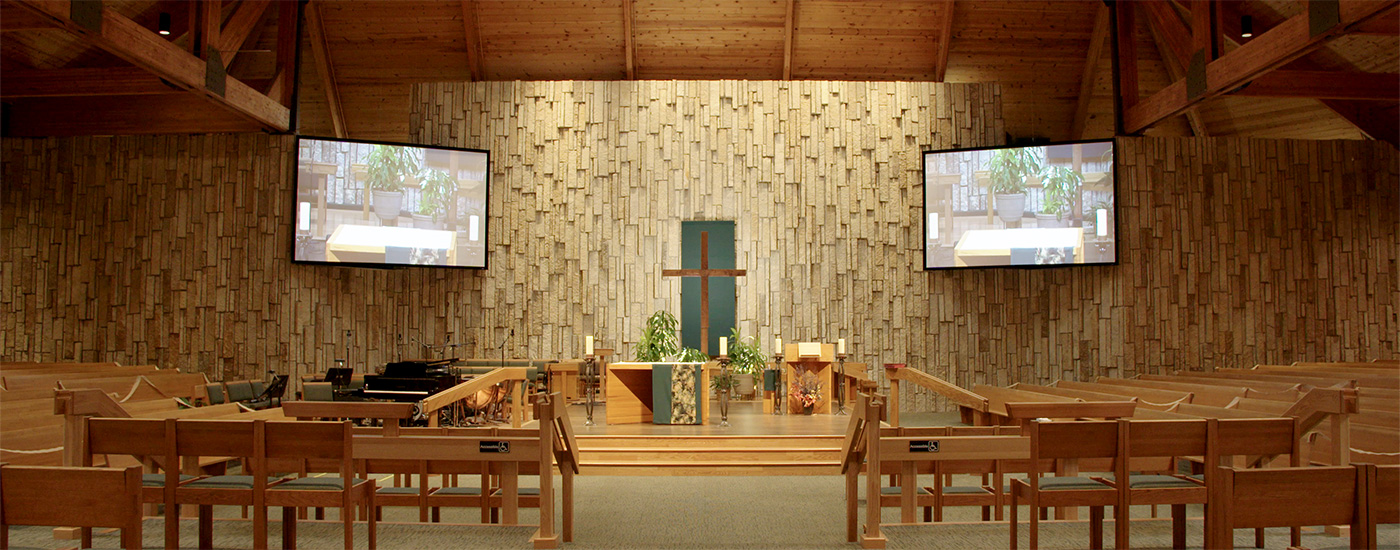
[365,144,419,225]
[633,311,708,362]
[723,328,767,399]
[984,147,1042,225]
[1036,165,1083,229]
[412,168,456,230]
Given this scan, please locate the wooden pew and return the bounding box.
[1093,378,1254,407]
[1140,374,1303,393]
[0,464,144,550]
[1209,464,1371,550]
[1055,380,1193,406]
[1366,464,1399,544]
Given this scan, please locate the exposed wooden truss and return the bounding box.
[782,0,794,80]
[1118,0,1398,137]
[7,0,290,133]
[623,0,636,80]
[1070,4,1109,139]
[305,0,345,138]
[461,0,484,81]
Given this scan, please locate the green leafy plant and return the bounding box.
[365,144,419,193]
[985,147,1042,194]
[634,311,682,361]
[710,371,740,393]
[415,168,457,218]
[678,347,710,362]
[1040,165,1084,220]
[724,327,766,376]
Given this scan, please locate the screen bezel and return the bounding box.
[920,137,1119,271]
[290,135,491,270]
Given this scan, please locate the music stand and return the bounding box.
[324,367,353,389]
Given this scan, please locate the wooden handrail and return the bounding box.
[883,367,988,427]
[419,367,528,416]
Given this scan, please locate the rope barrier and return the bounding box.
[0,446,63,454]
[117,378,143,402]
[1137,395,1191,408]
[1350,448,1400,457]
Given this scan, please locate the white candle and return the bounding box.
[719,336,727,356]
[837,338,846,354]
[928,213,939,240]
[469,215,481,241]
[774,337,782,353]
[585,335,594,356]
[1096,209,1109,237]
[298,202,311,232]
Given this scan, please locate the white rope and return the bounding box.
[117,378,143,402]
[1245,387,1299,396]
[1137,395,1191,407]
[1350,447,1400,457]
[0,446,63,454]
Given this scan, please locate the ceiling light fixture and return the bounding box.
[158,12,171,36]
[1240,15,1253,38]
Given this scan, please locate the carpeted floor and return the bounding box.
[7,474,1396,549]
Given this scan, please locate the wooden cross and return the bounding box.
[661,231,746,355]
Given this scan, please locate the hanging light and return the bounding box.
[1240,15,1254,38]
[158,12,171,36]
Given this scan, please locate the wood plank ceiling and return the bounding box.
[4,0,1396,145]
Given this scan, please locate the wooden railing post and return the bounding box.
[532,394,558,548]
[885,369,901,427]
[862,395,887,548]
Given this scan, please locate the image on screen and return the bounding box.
[293,137,489,268]
[923,140,1115,269]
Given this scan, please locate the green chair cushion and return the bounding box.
[941,486,992,495]
[272,477,366,491]
[433,487,483,496]
[142,474,196,487]
[879,486,932,496]
[1035,476,1110,491]
[225,381,255,402]
[184,475,282,489]
[1124,474,1200,488]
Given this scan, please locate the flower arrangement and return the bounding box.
[790,370,823,412]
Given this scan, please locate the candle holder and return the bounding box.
[583,354,597,427]
[717,354,731,427]
[770,351,785,415]
[835,352,849,415]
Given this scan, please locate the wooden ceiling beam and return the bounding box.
[197,0,220,61]
[781,0,793,80]
[625,0,637,80]
[215,0,271,68]
[4,94,264,137]
[0,67,182,98]
[268,0,297,106]
[11,0,288,132]
[1138,0,1192,68]
[461,0,483,81]
[1143,1,1208,136]
[1123,0,1397,135]
[1190,0,1220,61]
[305,0,346,138]
[1352,9,1398,35]
[1069,4,1109,139]
[1234,70,1399,100]
[1111,0,1139,135]
[932,0,954,82]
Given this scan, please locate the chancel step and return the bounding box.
[576,434,844,476]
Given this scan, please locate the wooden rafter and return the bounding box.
[781,0,794,80]
[1142,2,1208,136]
[268,0,297,106]
[461,0,484,81]
[1069,4,1109,139]
[1235,70,1399,100]
[196,0,220,62]
[1123,0,1398,135]
[932,0,954,82]
[305,0,345,138]
[1111,0,1138,135]
[215,0,271,68]
[624,0,636,80]
[0,67,181,98]
[12,0,288,131]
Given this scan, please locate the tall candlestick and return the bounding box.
[837,338,845,355]
[719,336,727,356]
[585,335,594,356]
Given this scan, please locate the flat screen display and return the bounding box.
[923,140,1116,269]
[293,136,489,268]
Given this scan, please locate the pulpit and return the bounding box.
[763,343,869,415]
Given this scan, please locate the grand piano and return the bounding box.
[351,359,459,402]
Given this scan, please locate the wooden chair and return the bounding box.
[264,420,376,550]
[361,458,434,522]
[1010,420,1119,550]
[1203,417,1300,549]
[1211,464,1372,550]
[1110,419,1208,549]
[0,464,144,550]
[173,419,275,550]
[86,417,189,549]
